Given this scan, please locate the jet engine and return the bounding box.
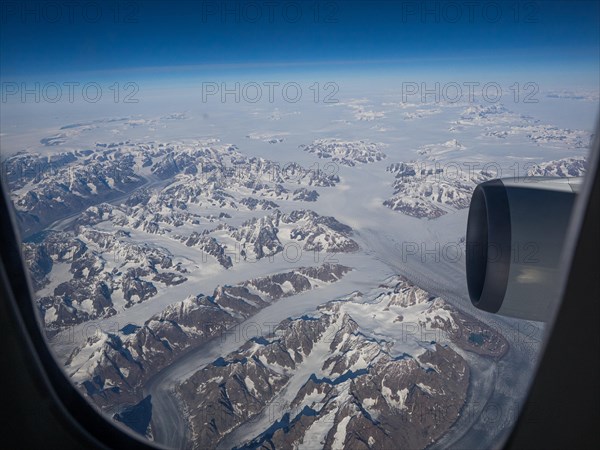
[466,176,581,321]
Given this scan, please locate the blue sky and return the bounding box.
[1,0,599,83]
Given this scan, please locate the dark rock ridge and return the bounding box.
[64,264,352,411]
[300,139,387,166]
[384,161,493,219]
[176,278,507,449]
[113,395,153,438]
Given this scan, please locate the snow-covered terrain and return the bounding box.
[63,263,352,409]
[178,277,507,449]
[300,139,387,166]
[2,88,596,449]
[383,160,493,218]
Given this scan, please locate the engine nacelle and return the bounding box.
[466,177,581,321]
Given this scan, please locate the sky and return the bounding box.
[1,0,599,83]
